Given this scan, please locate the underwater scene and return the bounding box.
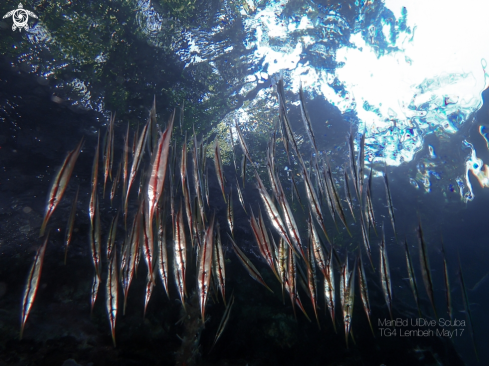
[1,0,489,365]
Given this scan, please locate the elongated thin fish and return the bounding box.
[106,212,119,258]
[302,166,331,243]
[379,224,393,320]
[198,215,215,321]
[440,238,452,319]
[290,173,304,209]
[229,126,237,171]
[276,237,288,301]
[40,137,84,237]
[227,188,234,236]
[122,205,141,315]
[214,138,227,203]
[174,205,187,308]
[320,168,338,231]
[286,247,311,322]
[275,174,305,260]
[89,133,100,226]
[298,82,318,153]
[125,121,149,217]
[210,293,235,352]
[383,169,397,240]
[235,176,247,213]
[156,206,170,298]
[192,132,205,223]
[404,239,421,317]
[213,223,226,304]
[356,133,365,207]
[417,222,437,319]
[64,186,79,264]
[122,123,130,204]
[90,199,102,313]
[241,154,247,188]
[147,112,174,223]
[343,170,355,222]
[110,160,121,205]
[90,271,100,316]
[308,212,327,278]
[106,250,118,347]
[89,195,102,278]
[254,171,293,251]
[357,253,374,336]
[359,211,373,269]
[325,162,352,236]
[347,132,359,200]
[306,245,320,327]
[228,234,272,292]
[340,256,355,346]
[141,198,154,282]
[458,257,479,361]
[235,120,254,166]
[324,247,336,333]
[144,269,155,318]
[256,210,280,282]
[103,113,115,198]
[20,232,49,340]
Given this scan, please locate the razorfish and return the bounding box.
[383,169,397,241]
[306,245,320,327]
[404,239,421,317]
[235,176,247,213]
[357,253,374,336]
[340,256,355,347]
[40,137,84,237]
[347,132,359,200]
[302,165,331,244]
[106,212,119,259]
[440,238,452,319]
[125,121,149,219]
[417,222,437,319]
[198,215,215,321]
[325,161,352,236]
[110,160,121,205]
[212,223,226,304]
[64,186,79,264]
[210,293,235,352]
[356,132,365,207]
[20,232,49,340]
[229,126,237,171]
[122,205,142,315]
[214,138,227,203]
[174,205,187,309]
[235,120,254,166]
[308,212,328,278]
[254,171,293,252]
[122,123,130,208]
[228,234,272,293]
[379,224,393,320]
[324,247,336,333]
[298,82,318,154]
[103,113,115,198]
[90,198,102,313]
[147,111,174,223]
[156,206,170,298]
[106,250,118,347]
[343,170,355,222]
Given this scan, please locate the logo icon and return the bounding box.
[3,3,38,32]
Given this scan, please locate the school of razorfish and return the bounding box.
[20,77,477,358]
